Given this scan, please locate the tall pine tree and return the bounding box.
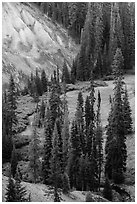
[10,144,18,178]
[5,169,28,202]
[41,69,47,93]
[5,176,16,202]
[2,91,13,162]
[75,91,85,153]
[42,107,53,185]
[49,77,63,130]
[61,87,70,170]
[85,95,91,137]
[123,85,133,134]
[105,50,127,183]
[29,113,41,183]
[67,120,81,189]
[14,169,28,202]
[50,121,63,199]
[95,91,103,190]
[7,74,18,137]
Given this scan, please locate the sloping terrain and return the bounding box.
[2,2,78,85]
[2,175,85,202]
[2,75,135,201]
[2,175,110,202]
[66,75,135,200]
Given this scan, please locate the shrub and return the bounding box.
[85,192,95,202]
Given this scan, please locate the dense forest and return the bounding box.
[3,57,133,201]
[35,2,135,81]
[2,2,134,202]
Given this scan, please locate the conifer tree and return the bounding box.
[14,169,28,202]
[62,3,69,28]
[67,120,81,189]
[54,186,60,202]
[62,112,69,166]
[7,74,18,136]
[94,3,104,72]
[108,3,124,71]
[119,2,135,70]
[42,107,53,184]
[40,99,45,122]
[86,126,94,159]
[70,120,81,156]
[3,75,18,161]
[103,176,112,201]
[106,137,125,183]
[86,72,98,191]
[33,81,39,103]
[108,2,117,66]
[95,51,103,78]
[29,113,41,183]
[41,69,47,93]
[105,55,127,183]
[82,3,95,76]
[95,90,103,190]
[55,118,64,174]
[111,48,124,78]
[105,96,114,166]
[77,48,86,81]
[71,59,77,84]
[86,72,95,154]
[105,111,113,179]
[49,77,63,129]
[61,87,70,170]
[27,77,32,95]
[62,172,70,194]
[28,73,34,97]
[10,144,18,178]
[50,121,62,197]
[79,153,87,191]
[2,91,13,162]
[111,140,125,184]
[85,95,91,136]
[89,72,96,123]
[77,3,104,80]
[86,123,98,191]
[75,91,85,153]
[62,79,67,112]
[102,43,109,75]
[123,85,133,134]
[5,170,28,202]
[5,175,16,202]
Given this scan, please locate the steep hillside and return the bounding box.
[2,175,109,202]
[2,2,78,85]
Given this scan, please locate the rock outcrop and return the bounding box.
[2,2,78,85]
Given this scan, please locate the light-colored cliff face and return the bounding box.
[2,2,78,85]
